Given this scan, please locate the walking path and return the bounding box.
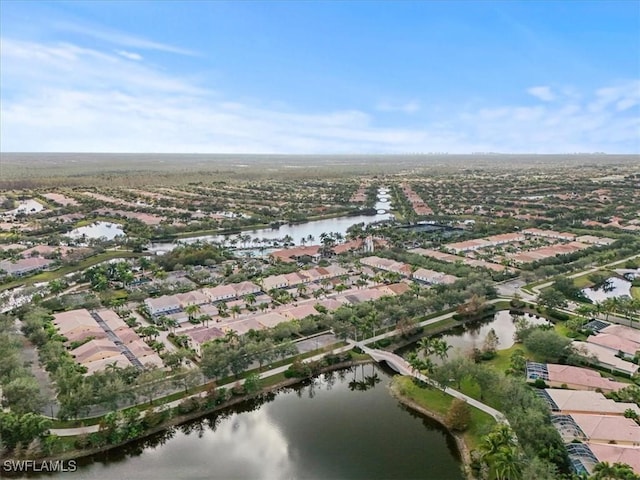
[528,253,640,295]
[50,343,354,437]
[352,341,509,424]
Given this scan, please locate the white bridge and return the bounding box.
[351,341,509,425]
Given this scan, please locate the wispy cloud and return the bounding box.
[1,36,638,153]
[527,86,556,102]
[116,50,143,61]
[589,81,640,112]
[53,21,197,56]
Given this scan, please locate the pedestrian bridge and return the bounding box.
[350,341,509,425]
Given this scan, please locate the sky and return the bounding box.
[1,0,639,154]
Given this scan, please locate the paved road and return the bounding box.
[529,253,640,296]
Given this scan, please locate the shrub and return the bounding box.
[533,378,548,388]
[175,398,201,414]
[446,398,471,432]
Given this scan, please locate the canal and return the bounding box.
[39,366,462,480]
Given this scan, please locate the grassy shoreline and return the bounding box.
[389,376,496,480]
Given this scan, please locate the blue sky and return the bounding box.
[1,0,638,153]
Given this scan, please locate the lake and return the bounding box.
[582,277,633,303]
[150,188,393,253]
[67,222,126,241]
[37,366,462,480]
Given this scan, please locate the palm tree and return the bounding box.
[230,305,242,318]
[418,337,435,357]
[492,446,522,480]
[150,341,165,354]
[185,304,201,322]
[105,361,121,375]
[199,314,212,328]
[156,314,169,328]
[166,317,179,333]
[433,338,452,362]
[602,298,618,321]
[138,325,160,341]
[575,304,595,329]
[480,424,521,480]
[245,293,256,306]
[224,330,239,345]
[591,462,617,480]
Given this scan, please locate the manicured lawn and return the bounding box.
[632,287,640,300]
[99,288,129,304]
[421,317,458,334]
[483,345,523,372]
[395,376,452,416]
[393,376,495,450]
[73,216,121,228]
[571,269,616,288]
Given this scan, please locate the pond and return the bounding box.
[397,310,550,360]
[34,366,462,480]
[582,277,633,303]
[67,222,126,241]
[438,311,549,356]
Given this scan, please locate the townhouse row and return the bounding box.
[52,308,163,375]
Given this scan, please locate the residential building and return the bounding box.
[202,285,237,302]
[553,414,640,446]
[145,295,181,316]
[53,309,105,344]
[542,389,640,416]
[573,341,639,376]
[184,326,225,356]
[0,257,54,277]
[526,362,629,392]
[587,444,640,474]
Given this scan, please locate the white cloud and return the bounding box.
[1,36,638,154]
[116,50,143,61]
[53,20,197,56]
[376,100,421,114]
[527,86,556,102]
[589,81,640,112]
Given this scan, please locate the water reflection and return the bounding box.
[43,366,462,480]
[398,310,550,360]
[582,277,632,303]
[439,310,549,356]
[175,188,393,248]
[67,222,126,241]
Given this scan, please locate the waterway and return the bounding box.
[150,188,393,254]
[40,366,462,480]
